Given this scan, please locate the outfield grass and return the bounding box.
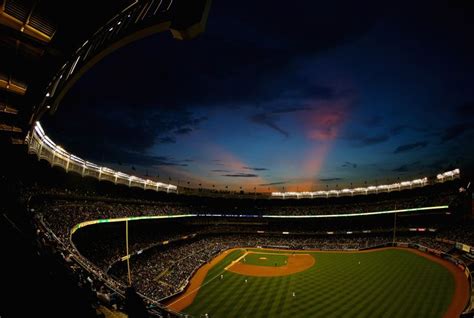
[182,249,455,318]
[242,252,288,267]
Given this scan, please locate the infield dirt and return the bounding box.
[227,251,315,277]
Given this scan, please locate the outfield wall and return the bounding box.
[396,242,473,314]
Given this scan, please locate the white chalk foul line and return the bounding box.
[167,249,247,308]
[224,251,249,271]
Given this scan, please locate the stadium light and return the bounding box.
[271,170,458,199]
[28,122,178,193]
[70,155,84,164]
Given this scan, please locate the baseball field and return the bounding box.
[166,247,469,318]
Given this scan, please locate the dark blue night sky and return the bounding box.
[44,1,474,192]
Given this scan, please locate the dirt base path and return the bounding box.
[227,252,315,277]
[165,248,243,312]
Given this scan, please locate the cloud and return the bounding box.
[211,159,225,166]
[158,136,176,144]
[249,104,342,138]
[393,141,428,153]
[211,169,230,173]
[46,124,189,168]
[66,1,378,117]
[151,156,189,166]
[303,107,348,142]
[344,123,431,149]
[271,107,313,114]
[47,106,208,162]
[243,166,268,171]
[440,123,473,142]
[390,125,409,135]
[222,173,259,178]
[259,181,286,186]
[422,158,453,172]
[250,113,289,138]
[341,161,357,168]
[51,1,379,169]
[108,150,188,167]
[319,177,343,182]
[174,127,193,135]
[392,161,421,173]
[364,115,383,126]
[430,101,474,144]
[359,135,390,146]
[300,85,336,100]
[203,144,277,188]
[342,127,390,147]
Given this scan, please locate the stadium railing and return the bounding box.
[272,168,460,199]
[31,0,212,121]
[27,122,178,193]
[35,208,181,317]
[395,242,473,314]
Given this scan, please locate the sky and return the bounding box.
[44,1,474,192]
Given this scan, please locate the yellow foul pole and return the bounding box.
[126,219,132,286]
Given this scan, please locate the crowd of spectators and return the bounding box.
[109,238,228,299]
[77,228,197,271]
[34,215,125,310]
[104,228,472,300]
[29,185,459,246]
[33,213,172,317]
[26,183,471,308]
[258,193,457,216]
[35,199,188,243]
[436,222,474,246]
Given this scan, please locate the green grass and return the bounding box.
[182,249,456,318]
[242,252,288,267]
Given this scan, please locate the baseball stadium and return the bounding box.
[1,1,474,318]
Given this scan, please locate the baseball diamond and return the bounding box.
[227,251,315,277]
[167,247,469,318]
[239,252,289,267]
